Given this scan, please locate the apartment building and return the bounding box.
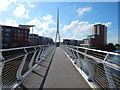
[81,24,107,47]
[0,25,30,49]
[63,24,107,48]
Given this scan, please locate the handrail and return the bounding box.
[0,44,55,89]
[68,45,120,56]
[0,45,46,52]
[68,46,120,70]
[61,45,120,89]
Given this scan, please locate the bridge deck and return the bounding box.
[43,47,90,88]
[17,47,91,89]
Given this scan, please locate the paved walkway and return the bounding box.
[43,47,91,88]
[17,49,55,89]
[17,47,91,89]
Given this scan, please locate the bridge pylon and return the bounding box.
[55,8,60,47]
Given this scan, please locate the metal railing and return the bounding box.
[0,45,55,89]
[61,45,120,89]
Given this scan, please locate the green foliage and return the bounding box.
[103,43,117,52]
[115,45,120,49]
[115,44,119,46]
[115,44,120,49]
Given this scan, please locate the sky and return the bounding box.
[0,0,119,44]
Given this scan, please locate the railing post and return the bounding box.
[29,47,37,70]
[0,52,5,89]
[70,49,75,60]
[35,48,42,64]
[16,48,28,81]
[43,46,49,57]
[0,52,4,74]
[65,46,73,58]
[43,45,55,58]
[39,46,45,62]
[84,49,94,82]
[45,45,53,56]
[71,48,77,64]
[103,64,117,88]
[76,48,83,69]
[103,54,117,88]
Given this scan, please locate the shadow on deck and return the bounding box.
[16,47,91,89]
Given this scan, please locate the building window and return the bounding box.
[18,34,20,36]
[4,33,10,36]
[97,25,100,35]
[3,44,8,47]
[4,38,10,41]
[5,29,11,32]
[12,43,17,47]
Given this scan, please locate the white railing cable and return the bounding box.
[0,45,55,89]
[61,45,120,89]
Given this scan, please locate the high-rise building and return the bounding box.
[92,24,107,47]
[63,24,107,48]
[80,24,107,47]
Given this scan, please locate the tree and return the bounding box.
[104,43,116,51]
[115,44,120,47]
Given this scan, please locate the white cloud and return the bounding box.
[104,22,112,27]
[5,19,18,26]
[0,0,11,11]
[29,4,35,8]
[26,15,55,36]
[42,15,55,25]
[1,18,113,43]
[10,0,17,3]
[0,0,17,11]
[43,15,52,21]
[0,19,18,27]
[61,20,112,40]
[23,9,29,19]
[76,7,92,17]
[94,22,112,27]
[26,18,44,34]
[26,15,56,39]
[13,4,30,19]
[27,0,35,8]
[61,20,92,39]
